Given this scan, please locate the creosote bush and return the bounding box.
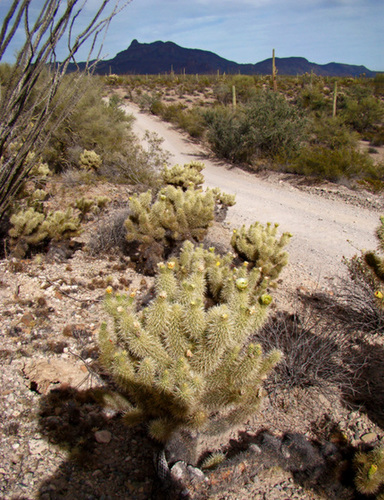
[204,90,306,163]
[99,241,283,442]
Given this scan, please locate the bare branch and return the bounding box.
[0,0,132,221]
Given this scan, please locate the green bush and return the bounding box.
[42,77,161,187]
[289,144,378,182]
[204,90,306,163]
[306,116,359,150]
[341,93,384,134]
[204,106,253,163]
[245,90,307,158]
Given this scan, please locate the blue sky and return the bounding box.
[1,0,383,71]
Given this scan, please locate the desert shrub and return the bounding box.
[341,92,384,135]
[41,78,160,187]
[98,241,282,442]
[332,253,384,336]
[244,90,306,158]
[255,306,356,394]
[306,116,359,150]
[149,100,206,138]
[204,90,306,163]
[370,127,384,147]
[204,106,253,163]
[213,76,258,105]
[88,209,130,255]
[297,85,330,113]
[289,144,378,182]
[374,74,384,96]
[43,76,132,170]
[175,107,206,138]
[97,130,165,188]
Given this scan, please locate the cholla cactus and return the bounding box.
[365,216,384,281]
[30,160,51,180]
[211,187,236,208]
[105,74,119,86]
[231,222,292,282]
[75,196,111,217]
[75,197,95,217]
[79,149,102,171]
[8,207,80,257]
[355,444,384,495]
[9,207,47,255]
[40,208,80,241]
[125,186,216,272]
[161,162,205,190]
[99,241,282,442]
[364,216,384,307]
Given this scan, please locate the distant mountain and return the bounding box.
[80,39,376,77]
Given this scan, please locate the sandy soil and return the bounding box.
[124,102,384,293]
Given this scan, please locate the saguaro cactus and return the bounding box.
[99,241,284,442]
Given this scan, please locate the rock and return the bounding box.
[95,430,112,444]
[170,461,207,488]
[21,313,35,327]
[361,432,377,444]
[281,433,324,473]
[23,358,97,394]
[248,444,262,455]
[29,439,47,455]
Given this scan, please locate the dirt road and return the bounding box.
[124,102,383,289]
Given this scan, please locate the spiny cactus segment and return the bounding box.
[355,444,384,495]
[161,162,205,190]
[231,221,292,283]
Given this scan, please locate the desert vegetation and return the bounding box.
[1,31,384,497]
[115,71,384,188]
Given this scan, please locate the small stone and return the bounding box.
[21,313,35,327]
[361,432,377,444]
[29,439,47,455]
[95,430,112,444]
[248,444,262,454]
